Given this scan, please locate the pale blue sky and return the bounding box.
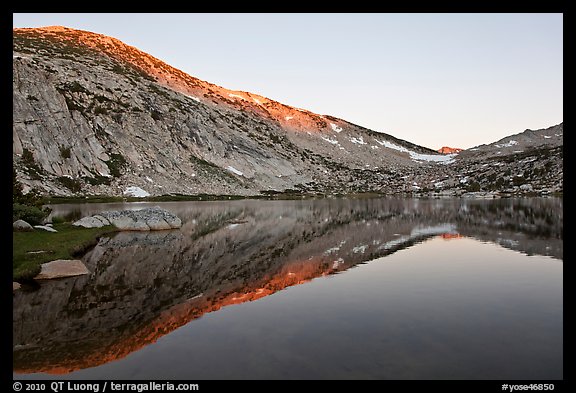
[13,13,563,149]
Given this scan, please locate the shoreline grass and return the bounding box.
[41,190,562,206]
[13,224,116,281]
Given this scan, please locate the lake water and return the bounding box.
[13,197,563,379]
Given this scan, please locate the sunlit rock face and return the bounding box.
[13,197,562,374]
[13,27,562,197]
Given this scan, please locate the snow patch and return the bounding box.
[350,136,367,145]
[145,176,154,183]
[495,140,518,148]
[124,186,150,198]
[543,135,552,139]
[226,166,244,176]
[330,123,343,133]
[411,152,456,164]
[285,116,293,120]
[375,139,455,163]
[187,293,203,301]
[324,240,347,256]
[253,98,262,105]
[332,258,345,269]
[228,93,246,101]
[379,224,457,251]
[184,94,200,102]
[321,136,339,145]
[352,245,368,254]
[498,238,519,247]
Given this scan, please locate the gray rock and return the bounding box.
[520,183,533,192]
[94,215,111,226]
[13,219,34,232]
[13,282,21,292]
[34,225,58,233]
[34,259,90,280]
[95,207,181,231]
[144,216,172,230]
[73,215,110,228]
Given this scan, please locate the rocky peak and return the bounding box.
[12,26,562,198]
[438,146,463,154]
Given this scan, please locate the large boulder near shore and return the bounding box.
[73,207,181,231]
[73,215,111,228]
[34,259,90,280]
[13,219,34,232]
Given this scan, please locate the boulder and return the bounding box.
[144,215,172,230]
[520,183,533,192]
[34,259,90,280]
[99,210,146,230]
[34,225,58,233]
[73,215,111,228]
[76,207,182,231]
[13,219,34,232]
[13,282,21,292]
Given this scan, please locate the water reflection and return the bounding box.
[14,197,562,376]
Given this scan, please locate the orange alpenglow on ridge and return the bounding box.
[12,26,336,135]
[12,257,337,375]
[437,146,463,154]
[441,233,464,240]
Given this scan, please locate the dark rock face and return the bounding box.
[13,197,562,375]
[12,27,562,198]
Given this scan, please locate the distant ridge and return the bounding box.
[438,146,463,154]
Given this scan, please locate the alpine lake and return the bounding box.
[13,196,563,380]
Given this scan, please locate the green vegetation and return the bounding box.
[94,106,108,115]
[82,175,111,186]
[13,168,50,224]
[150,110,162,121]
[20,148,46,180]
[57,80,89,94]
[56,176,82,193]
[189,154,240,183]
[13,203,48,225]
[13,223,116,280]
[60,146,71,159]
[43,195,126,204]
[105,153,127,177]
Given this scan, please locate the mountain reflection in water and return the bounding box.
[13,197,562,375]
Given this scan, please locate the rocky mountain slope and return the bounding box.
[13,26,563,197]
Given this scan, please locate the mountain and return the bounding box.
[12,26,563,197]
[438,146,463,154]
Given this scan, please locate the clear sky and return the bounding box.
[13,13,563,150]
